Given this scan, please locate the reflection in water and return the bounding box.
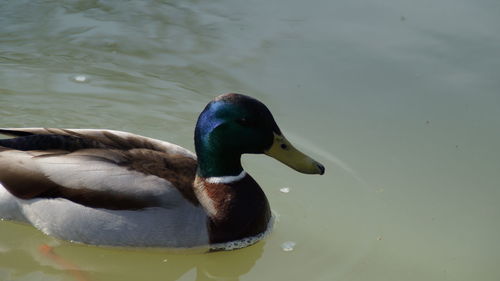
[196,244,264,281]
[0,221,263,281]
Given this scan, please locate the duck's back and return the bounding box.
[0,128,212,248]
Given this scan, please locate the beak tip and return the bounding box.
[316,162,325,175]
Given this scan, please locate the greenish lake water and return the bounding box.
[1,0,499,280]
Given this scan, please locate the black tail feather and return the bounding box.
[0,129,35,137]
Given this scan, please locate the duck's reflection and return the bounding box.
[0,224,265,281]
[68,241,264,281]
[196,243,264,281]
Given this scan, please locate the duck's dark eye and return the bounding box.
[236,118,257,127]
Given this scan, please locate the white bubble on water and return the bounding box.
[281,241,296,252]
[71,75,88,83]
[279,187,290,193]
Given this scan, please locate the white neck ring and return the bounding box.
[205,170,247,184]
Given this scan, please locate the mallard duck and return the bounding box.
[0,93,324,250]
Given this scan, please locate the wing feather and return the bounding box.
[0,128,196,157]
[0,128,199,209]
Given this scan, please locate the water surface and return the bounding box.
[1,0,499,280]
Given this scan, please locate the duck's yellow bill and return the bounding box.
[264,133,325,175]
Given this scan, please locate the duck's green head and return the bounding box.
[195,93,325,178]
